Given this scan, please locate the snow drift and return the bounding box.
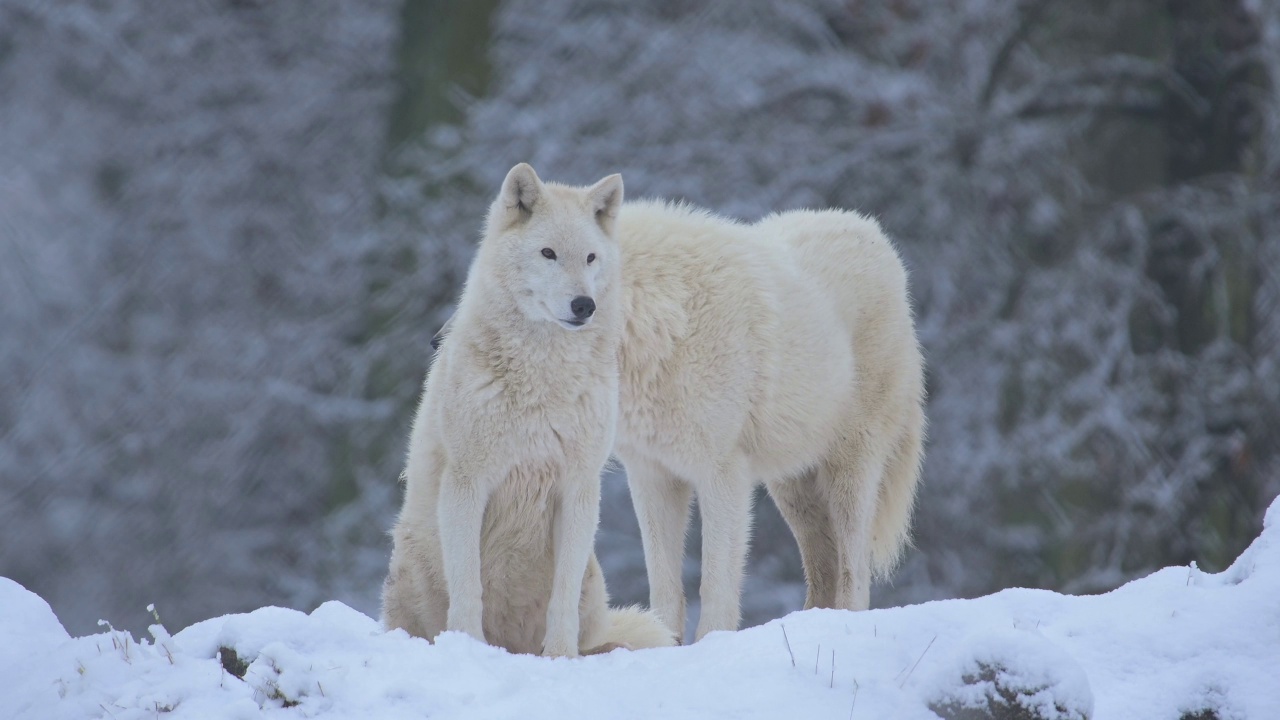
[3,497,1278,719]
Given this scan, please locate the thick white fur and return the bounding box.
[381,164,675,656]
[614,202,926,641]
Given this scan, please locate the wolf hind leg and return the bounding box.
[825,448,889,612]
[767,468,839,610]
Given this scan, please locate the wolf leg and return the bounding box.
[625,458,692,642]
[826,451,887,612]
[767,468,839,610]
[543,474,602,657]
[437,469,488,642]
[694,456,753,641]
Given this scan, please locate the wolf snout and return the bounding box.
[570,296,596,320]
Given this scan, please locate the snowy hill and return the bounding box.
[4,498,1278,720]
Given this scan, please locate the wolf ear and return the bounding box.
[496,163,542,226]
[587,173,624,235]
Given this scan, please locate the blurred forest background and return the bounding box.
[2,0,1278,636]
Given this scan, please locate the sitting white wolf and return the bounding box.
[423,165,926,644]
[381,164,674,657]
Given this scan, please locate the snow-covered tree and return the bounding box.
[2,0,1276,635]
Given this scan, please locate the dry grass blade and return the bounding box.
[897,634,937,689]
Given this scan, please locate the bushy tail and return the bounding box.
[586,606,677,653]
[870,410,926,578]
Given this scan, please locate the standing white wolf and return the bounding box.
[423,167,926,645]
[614,203,925,642]
[381,164,674,657]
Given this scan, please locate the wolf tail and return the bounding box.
[585,606,677,653]
[870,407,926,578]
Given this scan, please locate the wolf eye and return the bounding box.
[541,248,556,260]
[587,253,596,264]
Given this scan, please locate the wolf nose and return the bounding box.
[570,296,596,320]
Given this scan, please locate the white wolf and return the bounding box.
[614,202,926,641]
[381,164,675,657]
[426,169,926,644]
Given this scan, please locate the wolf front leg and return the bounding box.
[437,468,488,643]
[694,456,754,641]
[624,458,693,642]
[543,473,603,657]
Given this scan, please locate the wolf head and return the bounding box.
[477,163,624,330]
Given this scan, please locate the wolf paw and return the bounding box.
[541,637,582,658]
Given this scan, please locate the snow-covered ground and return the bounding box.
[4,498,1277,720]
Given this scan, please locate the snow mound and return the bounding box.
[3,497,1278,719]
